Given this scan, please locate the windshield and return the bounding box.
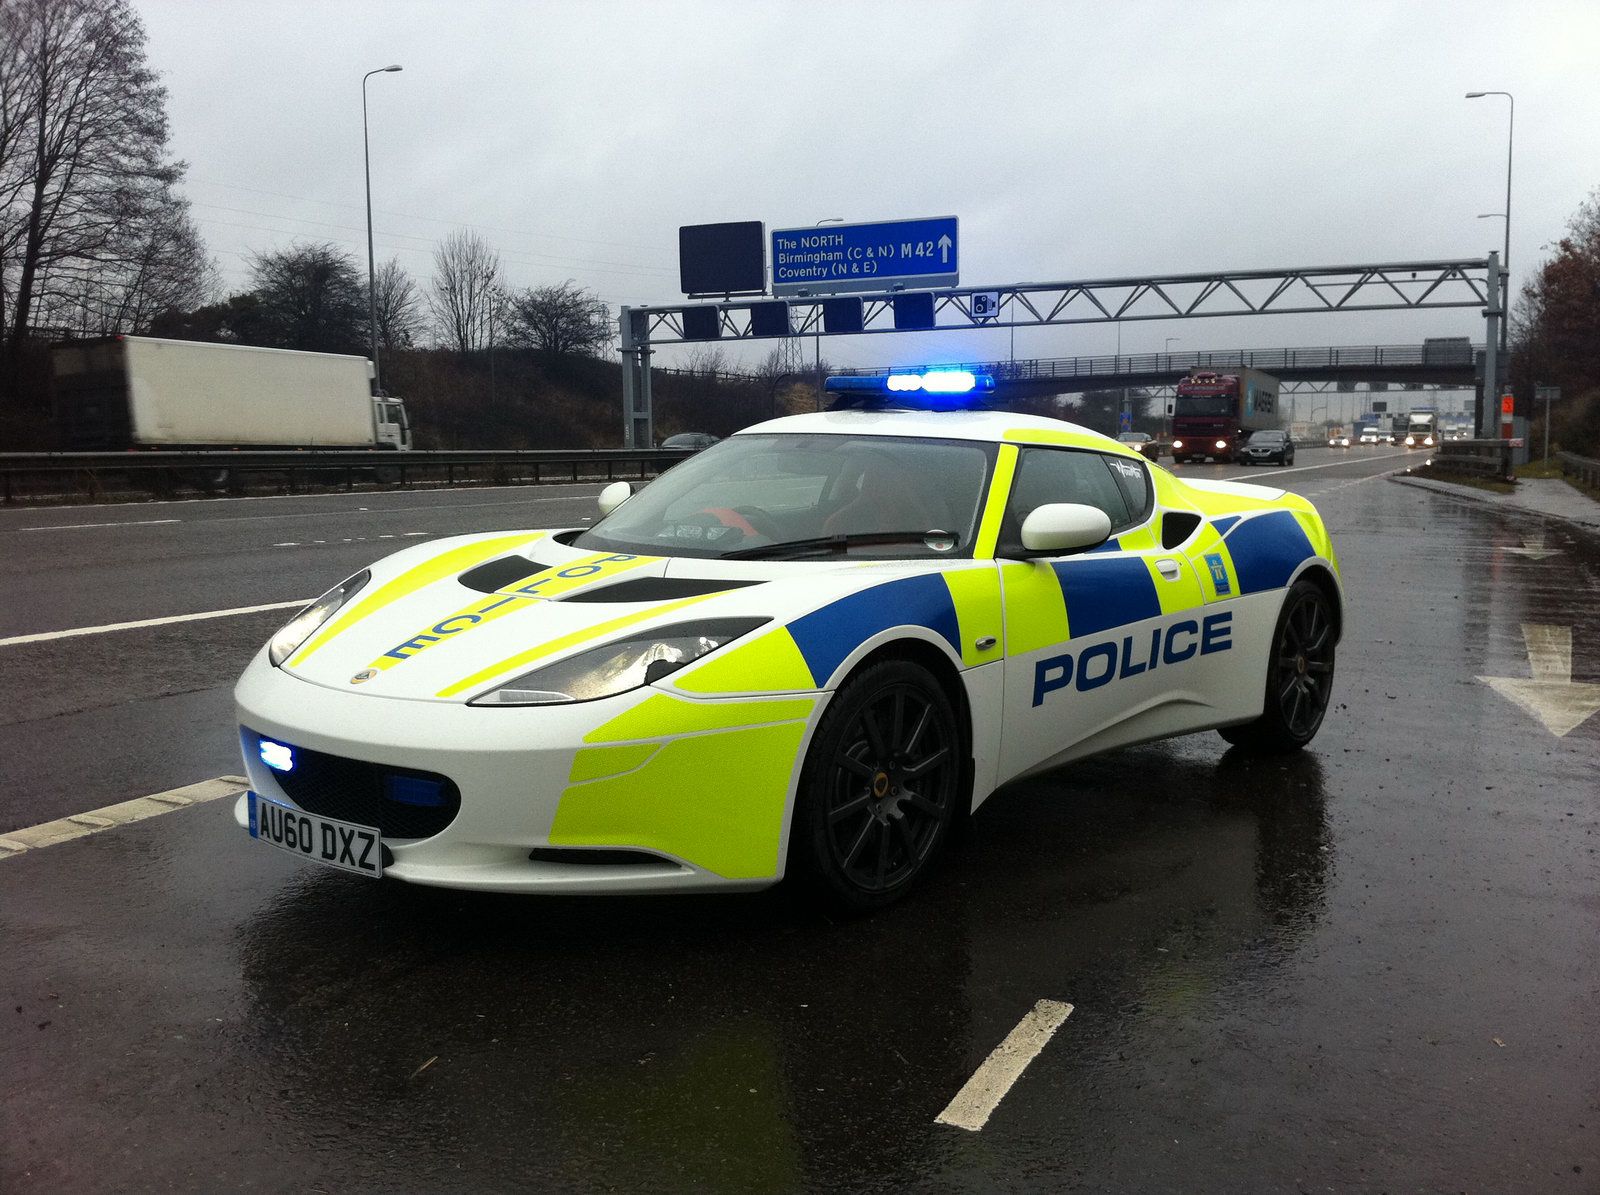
[1247,431,1285,443]
[573,433,998,559]
[1116,433,1149,443]
[1174,396,1236,417]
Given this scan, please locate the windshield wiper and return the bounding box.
[722,530,954,561]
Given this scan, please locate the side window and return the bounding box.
[1000,448,1133,549]
[1104,456,1151,523]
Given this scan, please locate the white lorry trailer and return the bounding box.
[51,336,411,451]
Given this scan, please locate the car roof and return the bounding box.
[735,407,1144,458]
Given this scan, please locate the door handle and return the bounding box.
[1155,558,1184,582]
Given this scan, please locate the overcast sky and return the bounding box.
[141,0,1600,374]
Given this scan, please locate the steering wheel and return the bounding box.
[693,506,783,541]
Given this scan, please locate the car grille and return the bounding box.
[246,730,461,841]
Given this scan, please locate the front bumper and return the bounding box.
[234,654,821,894]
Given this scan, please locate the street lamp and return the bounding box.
[814,218,843,409]
[1466,90,1513,353]
[363,64,402,394]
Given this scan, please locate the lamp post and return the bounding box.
[363,64,402,394]
[1162,338,1181,438]
[1466,91,1513,355]
[813,217,843,409]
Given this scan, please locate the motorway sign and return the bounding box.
[771,216,959,297]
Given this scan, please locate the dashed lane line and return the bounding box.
[0,776,247,861]
[0,599,308,648]
[17,518,181,531]
[934,999,1075,1132]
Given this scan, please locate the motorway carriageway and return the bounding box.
[3,447,1598,1192]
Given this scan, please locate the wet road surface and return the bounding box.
[4,450,1598,1191]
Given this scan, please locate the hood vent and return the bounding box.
[458,556,552,593]
[561,577,760,603]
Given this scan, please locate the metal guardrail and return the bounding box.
[1427,439,1513,481]
[1555,450,1600,489]
[0,448,694,504]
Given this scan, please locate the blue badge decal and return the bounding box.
[1204,553,1231,595]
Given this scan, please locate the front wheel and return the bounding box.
[791,659,966,912]
[1219,578,1336,754]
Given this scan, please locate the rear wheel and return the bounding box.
[791,659,965,912]
[1219,578,1336,754]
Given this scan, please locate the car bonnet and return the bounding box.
[277,531,952,703]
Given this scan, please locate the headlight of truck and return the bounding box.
[1171,439,1183,449]
[469,618,769,706]
[1215,439,1227,450]
[268,570,371,666]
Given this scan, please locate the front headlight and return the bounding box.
[469,617,769,706]
[1171,439,1183,449]
[1215,439,1227,450]
[268,570,370,666]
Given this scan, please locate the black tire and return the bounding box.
[1219,578,1336,754]
[791,659,966,912]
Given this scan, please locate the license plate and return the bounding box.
[247,791,383,878]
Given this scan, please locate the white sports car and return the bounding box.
[235,373,1343,909]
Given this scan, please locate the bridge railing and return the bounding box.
[832,343,1481,382]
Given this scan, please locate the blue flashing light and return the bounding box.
[385,775,446,808]
[259,740,295,772]
[824,370,995,405]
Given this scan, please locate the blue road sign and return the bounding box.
[1118,409,1133,433]
[770,217,958,297]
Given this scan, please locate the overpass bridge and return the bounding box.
[831,343,1481,398]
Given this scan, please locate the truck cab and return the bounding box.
[1169,368,1281,464]
[373,397,412,450]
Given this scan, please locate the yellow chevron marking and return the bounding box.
[293,532,548,664]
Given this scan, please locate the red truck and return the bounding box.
[1169,368,1282,464]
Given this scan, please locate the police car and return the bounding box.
[235,369,1343,910]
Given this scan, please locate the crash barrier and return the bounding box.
[0,447,694,504]
[1556,450,1600,489]
[1426,439,1513,482]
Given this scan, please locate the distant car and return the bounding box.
[1115,431,1161,460]
[1357,429,1380,445]
[1327,434,1350,448]
[1240,429,1296,466]
[661,432,720,451]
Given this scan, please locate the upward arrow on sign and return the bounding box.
[938,234,952,264]
[1477,623,1600,737]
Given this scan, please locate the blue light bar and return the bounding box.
[824,369,996,403]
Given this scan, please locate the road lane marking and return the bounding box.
[0,600,308,648]
[0,776,246,860]
[1478,623,1600,737]
[1503,533,1561,560]
[17,518,180,531]
[934,999,1074,1132]
[0,480,605,516]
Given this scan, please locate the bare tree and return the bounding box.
[504,279,613,357]
[247,242,366,353]
[0,0,192,367]
[429,229,501,353]
[373,257,423,352]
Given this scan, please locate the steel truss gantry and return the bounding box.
[619,255,1502,445]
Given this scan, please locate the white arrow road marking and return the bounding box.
[1503,534,1561,560]
[1477,624,1600,737]
[935,999,1074,1131]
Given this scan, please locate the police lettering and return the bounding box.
[1032,612,1233,706]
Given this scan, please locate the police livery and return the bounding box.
[234,370,1343,909]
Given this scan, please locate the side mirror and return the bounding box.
[597,480,633,517]
[1019,503,1113,555]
